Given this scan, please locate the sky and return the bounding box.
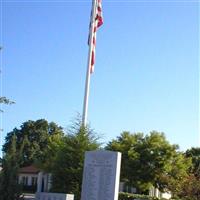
[0,0,199,156]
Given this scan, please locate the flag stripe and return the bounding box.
[89,0,103,74]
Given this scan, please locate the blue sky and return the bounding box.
[0,0,199,155]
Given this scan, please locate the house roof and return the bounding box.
[19,165,40,174]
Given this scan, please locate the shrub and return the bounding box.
[118,192,167,200]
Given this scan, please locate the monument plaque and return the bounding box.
[81,150,121,200]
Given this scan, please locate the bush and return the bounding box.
[118,192,167,200]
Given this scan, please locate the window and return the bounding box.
[31,177,37,186]
[22,176,28,186]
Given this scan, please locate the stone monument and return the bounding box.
[81,150,121,200]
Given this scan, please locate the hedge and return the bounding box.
[118,192,167,200]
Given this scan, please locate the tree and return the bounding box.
[3,119,64,167]
[106,131,191,194]
[185,147,200,175]
[41,119,101,200]
[161,151,191,196]
[178,174,200,200]
[0,135,23,200]
[175,147,200,200]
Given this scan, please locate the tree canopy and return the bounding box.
[176,147,200,200]
[3,119,64,167]
[185,147,200,175]
[106,131,191,194]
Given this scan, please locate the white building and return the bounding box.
[149,187,172,199]
[119,182,171,199]
[18,165,51,193]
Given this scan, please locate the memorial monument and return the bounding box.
[81,150,121,200]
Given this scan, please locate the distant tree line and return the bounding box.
[0,118,199,200]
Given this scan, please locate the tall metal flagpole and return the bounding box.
[82,0,97,127]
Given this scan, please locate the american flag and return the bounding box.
[89,0,103,74]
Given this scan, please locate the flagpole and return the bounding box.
[82,0,97,127]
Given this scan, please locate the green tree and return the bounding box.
[106,131,144,189]
[178,174,200,200]
[185,147,200,175]
[106,131,191,194]
[175,147,200,200]
[0,135,23,200]
[161,151,191,197]
[42,119,101,200]
[35,132,64,172]
[3,119,64,167]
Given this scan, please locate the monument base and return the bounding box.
[35,192,74,200]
